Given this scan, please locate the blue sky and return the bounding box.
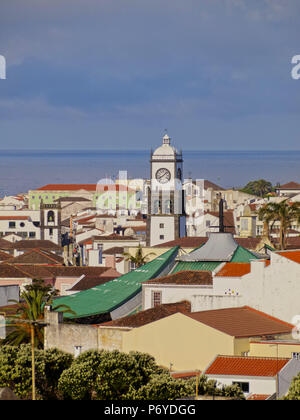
[0,0,299,150]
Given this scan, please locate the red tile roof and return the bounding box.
[0,250,12,261]
[205,356,289,377]
[216,263,251,277]
[247,394,271,401]
[36,184,98,191]
[0,216,29,220]
[277,182,300,190]
[102,247,125,255]
[100,301,191,328]
[206,211,235,234]
[171,371,201,379]
[145,270,213,285]
[277,250,300,264]
[5,249,64,265]
[186,306,294,338]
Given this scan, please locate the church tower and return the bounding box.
[146,133,186,246]
[40,202,62,245]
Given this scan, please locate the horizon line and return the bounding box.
[1,148,300,152]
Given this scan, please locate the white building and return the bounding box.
[191,250,300,324]
[204,355,300,399]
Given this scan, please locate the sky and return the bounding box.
[0,0,299,151]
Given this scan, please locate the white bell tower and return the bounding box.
[146,133,186,246]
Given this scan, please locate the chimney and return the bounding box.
[105,255,116,270]
[44,306,63,325]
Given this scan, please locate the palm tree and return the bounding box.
[241,179,273,197]
[3,279,75,348]
[258,200,300,250]
[123,244,155,269]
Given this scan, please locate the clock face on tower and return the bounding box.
[155,168,171,184]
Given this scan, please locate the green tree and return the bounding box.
[0,344,73,400]
[284,373,300,400]
[129,373,193,400]
[124,244,155,269]
[58,350,144,400]
[258,200,300,250]
[3,279,75,348]
[241,179,273,197]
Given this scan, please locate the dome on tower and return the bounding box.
[152,133,178,159]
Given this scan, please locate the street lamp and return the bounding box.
[269,343,279,400]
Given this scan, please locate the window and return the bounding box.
[292,352,300,360]
[47,211,55,223]
[233,382,249,393]
[159,223,164,229]
[130,261,136,271]
[98,244,103,264]
[20,222,25,228]
[159,235,165,240]
[49,228,53,236]
[241,219,249,231]
[152,291,162,307]
[29,232,36,238]
[9,222,16,228]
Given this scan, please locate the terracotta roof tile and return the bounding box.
[101,301,191,328]
[0,250,12,261]
[171,371,201,379]
[145,270,213,285]
[6,249,64,265]
[247,394,271,401]
[277,250,300,264]
[205,356,290,377]
[7,240,62,251]
[102,247,125,255]
[0,216,29,220]
[216,263,251,277]
[186,306,293,338]
[36,184,98,192]
[68,276,119,291]
[278,182,300,190]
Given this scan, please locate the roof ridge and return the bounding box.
[242,306,295,329]
[216,354,290,361]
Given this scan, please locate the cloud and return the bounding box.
[0,0,299,149]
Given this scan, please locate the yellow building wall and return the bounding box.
[121,313,235,371]
[234,338,251,356]
[250,341,300,359]
[126,247,196,263]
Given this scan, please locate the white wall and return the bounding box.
[206,374,276,397]
[191,253,300,324]
[143,284,213,310]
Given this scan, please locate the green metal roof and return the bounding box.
[230,245,260,263]
[53,246,179,319]
[171,261,222,273]
[172,244,259,273]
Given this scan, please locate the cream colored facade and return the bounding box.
[249,340,300,359]
[120,314,259,371]
[45,310,293,371]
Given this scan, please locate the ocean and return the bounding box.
[0,149,299,197]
